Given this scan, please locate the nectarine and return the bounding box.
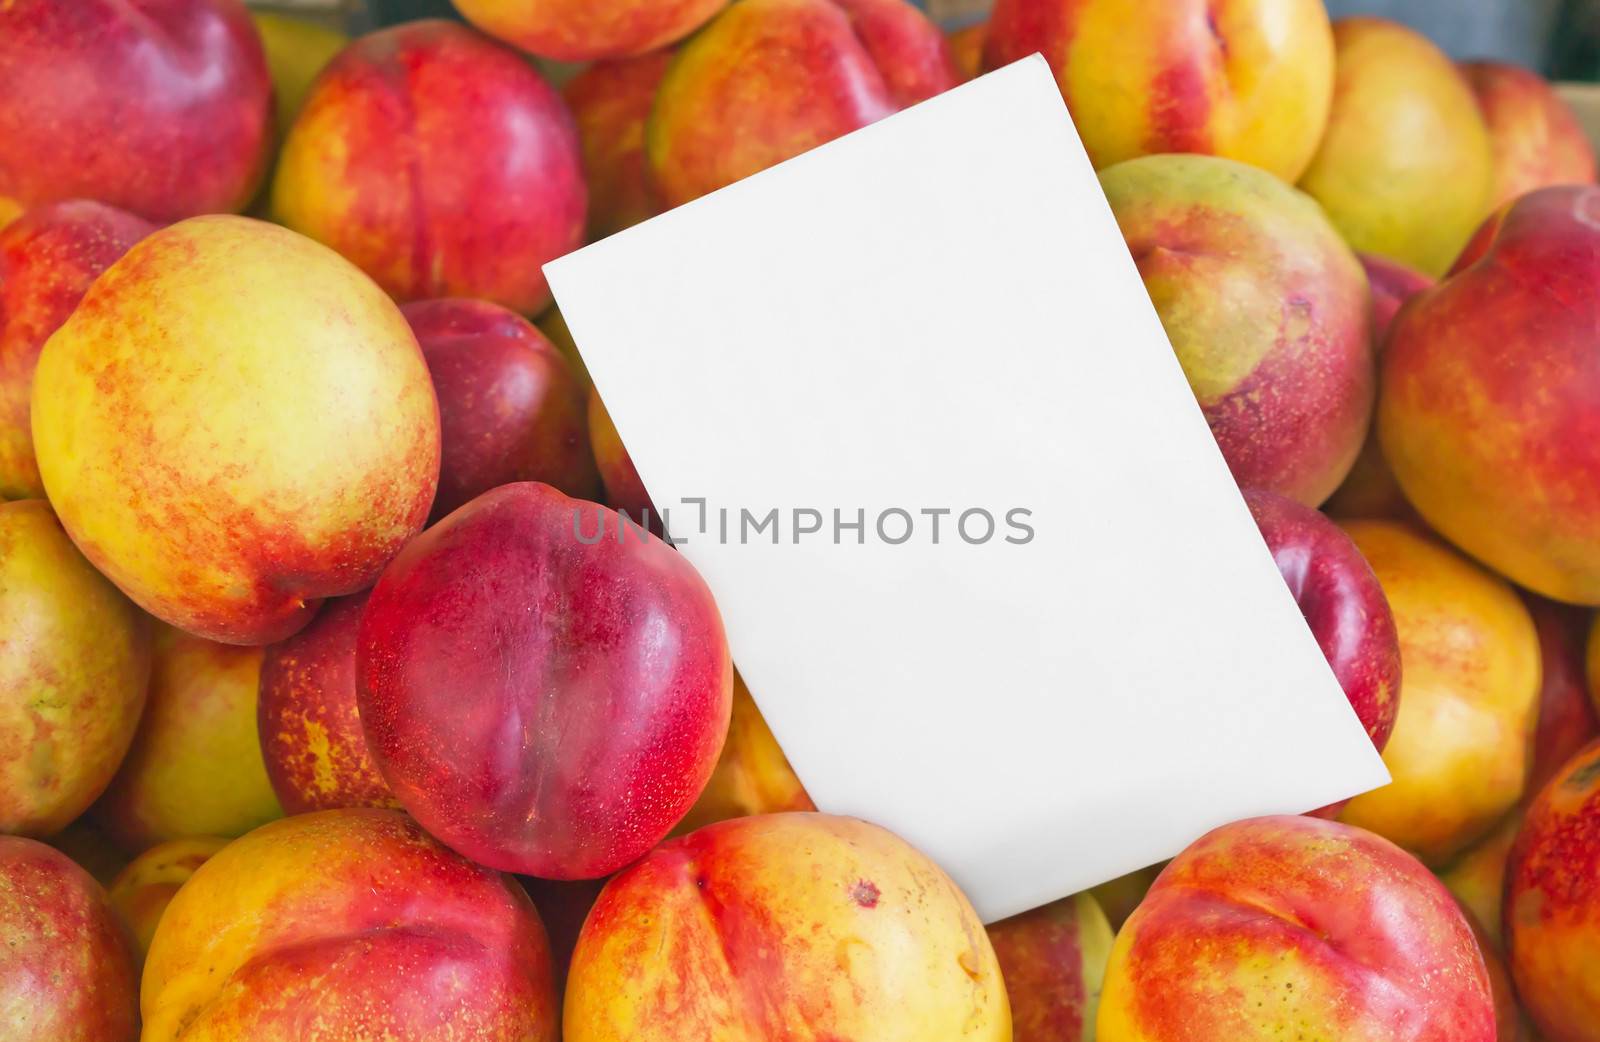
[985,0,1334,180]
[142,810,557,1042]
[674,673,814,834]
[1463,61,1597,211]
[272,20,586,316]
[31,215,439,645]
[1101,154,1372,506]
[92,627,282,852]
[456,0,729,62]
[988,891,1114,1042]
[105,836,227,962]
[0,501,151,837]
[0,836,138,1042]
[1380,186,1600,604]
[404,297,599,516]
[358,482,732,878]
[1299,18,1493,276]
[0,201,153,499]
[258,593,397,814]
[1506,739,1600,1042]
[0,0,273,222]
[565,812,1010,1041]
[648,0,956,206]
[1099,815,1494,1042]
[565,53,674,239]
[1338,522,1540,864]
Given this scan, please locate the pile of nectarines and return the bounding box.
[2,1,1599,1041]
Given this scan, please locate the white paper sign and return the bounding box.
[546,56,1390,924]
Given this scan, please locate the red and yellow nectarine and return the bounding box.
[0,201,153,499]
[985,0,1335,180]
[1099,815,1495,1042]
[0,501,151,838]
[142,809,557,1042]
[674,673,814,834]
[1101,154,1373,506]
[105,836,227,962]
[565,53,674,239]
[0,836,138,1042]
[1463,60,1597,211]
[1380,186,1600,604]
[648,0,956,206]
[565,812,1010,1041]
[989,891,1114,1042]
[31,215,440,645]
[92,628,282,852]
[1322,254,1433,521]
[273,21,586,316]
[1299,18,1493,276]
[1507,739,1600,1042]
[1338,522,1540,864]
[456,0,729,62]
[258,593,397,815]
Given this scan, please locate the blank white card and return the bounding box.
[546,56,1389,924]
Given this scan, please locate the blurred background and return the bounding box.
[1320,0,1594,77]
[251,0,1600,77]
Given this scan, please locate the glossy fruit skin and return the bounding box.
[1337,522,1541,865]
[358,482,733,879]
[0,201,155,499]
[1244,489,1400,760]
[30,214,440,646]
[403,298,600,518]
[1507,740,1600,1042]
[564,812,1011,1042]
[1098,815,1495,1042]
[91,627,283,852]
[984,0,1335,181]
[258,593,398,814]
[0,500,152,837]
[0,0,273,223]
[141,809,557,1042]
[1299,18,1493,277]
[647,0,957,206]
[0,835,139,1042]
[272,20,586,317]
[988,891,1116,1042]
[455,0,730,62]
[1100,154,1373,506]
